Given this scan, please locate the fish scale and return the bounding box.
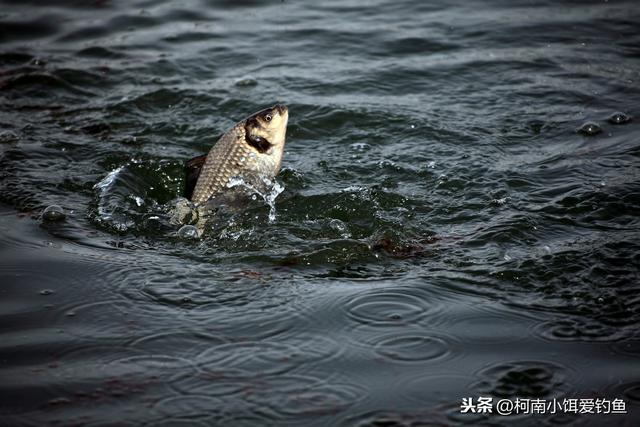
[192,126,244,204]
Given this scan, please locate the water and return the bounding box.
[1,0,640,425]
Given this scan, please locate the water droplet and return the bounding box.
[131,196,144,206]
[178,225,199,239]
[491,197,508,206]
[350,142,370,151]
[577,122,601,136]
[30,57,46,66]
[48,397,71,406]
[235,77,258,87]
[42,205,66,222]
[608,112,630,124]
[0,130,20,143]
[266,180,284,222]
[122,135,139,145]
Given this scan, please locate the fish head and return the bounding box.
[243,104,288,155]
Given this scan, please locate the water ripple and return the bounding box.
[471,360,571,399]
[342,287,440,327]
[369,333,452,363]
[242,375,366,419]
[2,0,640,424]
[196,333,343,378]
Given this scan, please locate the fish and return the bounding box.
[185,104,289,207]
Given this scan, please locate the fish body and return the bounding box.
[186,104,288,206]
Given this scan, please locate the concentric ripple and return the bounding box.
[371,334,452,363]
[242,375,366,419]
[196,333,343,378]
[342,287,437,327]
[154,394,227,421]
[534,317,629,342]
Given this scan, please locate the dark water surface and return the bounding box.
[1,0,640,425]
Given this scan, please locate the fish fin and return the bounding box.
[184,154,207,200]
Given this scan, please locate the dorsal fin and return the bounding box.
[184,154,207,200]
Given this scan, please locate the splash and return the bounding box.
[93,166,131,231]
[94,166,124,193]
[226,176,284,223]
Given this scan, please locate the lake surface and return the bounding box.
[1,0,639,425]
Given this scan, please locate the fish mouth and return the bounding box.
[274,104,288,115]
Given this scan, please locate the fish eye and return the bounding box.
[264,114,272,122]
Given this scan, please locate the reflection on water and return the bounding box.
[1,0,640,425]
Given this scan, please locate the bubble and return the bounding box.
[608,111,630,124]
[42,205,66,222]
[329,218,347,233]
[577,122,601,136]
[178,225,199,239]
